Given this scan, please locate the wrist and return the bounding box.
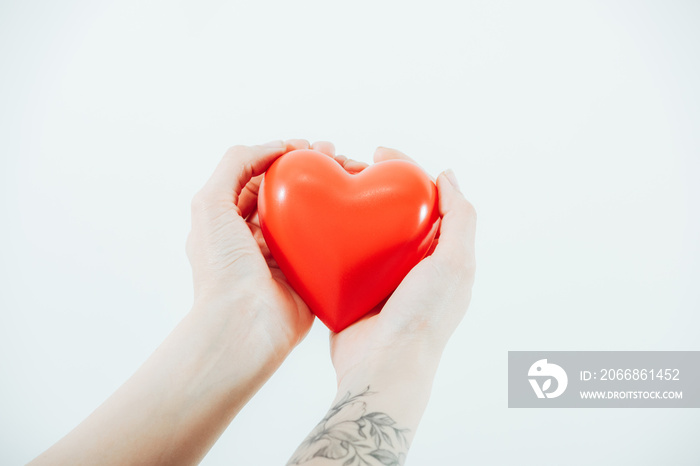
[192,282,308,357]
[308,342,442,466]
[188,293,292,386]
[336,339,443,396]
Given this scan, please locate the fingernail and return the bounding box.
[262,140,285,147]
[444,169,461,192]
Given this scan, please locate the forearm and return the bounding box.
[287,344,442,466]
[30,296,289,466]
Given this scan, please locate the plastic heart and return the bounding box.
[258,149,439,332]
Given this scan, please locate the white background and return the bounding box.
[1,1,699,464]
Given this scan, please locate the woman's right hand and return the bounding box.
[329,147,477,388]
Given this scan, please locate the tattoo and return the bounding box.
[287,386,410,466]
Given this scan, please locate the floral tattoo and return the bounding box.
[287,386,410,466]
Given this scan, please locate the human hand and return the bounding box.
[329,147,477,387]
[287,148,476,466]
[186,139,348,353]
[33,139,371,466]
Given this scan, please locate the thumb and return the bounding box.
[201,142,287,205]
[431,170,477,275]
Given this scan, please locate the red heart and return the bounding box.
[258,150,439,332]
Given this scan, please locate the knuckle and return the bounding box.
[224,145,253,179]
[225,144,247,157]
[223,145,249,164]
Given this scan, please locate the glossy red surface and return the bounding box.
[258,149,439,332]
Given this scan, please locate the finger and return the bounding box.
[201,141,286,206]
[237,139,310,217]
[373,146,435,182]
[334,154,369,174]
[424,219,441,257]
[311,140,335,156]
[248,222,273,261]
[285,139,310,151]
[247,210,260,228]
[238,140,340,217]
[372,146,417,164]
[430,170,477,274]
[237,174,263,219]
[307,140,366,173]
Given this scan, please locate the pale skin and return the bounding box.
[29,140,476,466]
